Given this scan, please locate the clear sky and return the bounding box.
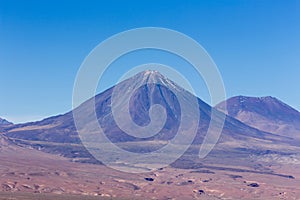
[0,0,299,123]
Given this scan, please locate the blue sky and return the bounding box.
[0,0,299,123]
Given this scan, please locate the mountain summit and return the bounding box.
[119,70,185,93]
[0,117,13,126]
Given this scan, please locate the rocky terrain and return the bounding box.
[0,136,300,199]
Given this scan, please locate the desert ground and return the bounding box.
[1,140,300,200]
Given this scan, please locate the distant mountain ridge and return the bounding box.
[0,117,13,126]
[215,96,300,139]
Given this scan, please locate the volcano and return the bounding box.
[216,96,300,139]
[2,71,298,167]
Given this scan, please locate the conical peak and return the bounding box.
[141,70,164,79]
[128,70,169,85]
[116,69,197,96]
[136,70,181,88]
[144,69,159,74]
